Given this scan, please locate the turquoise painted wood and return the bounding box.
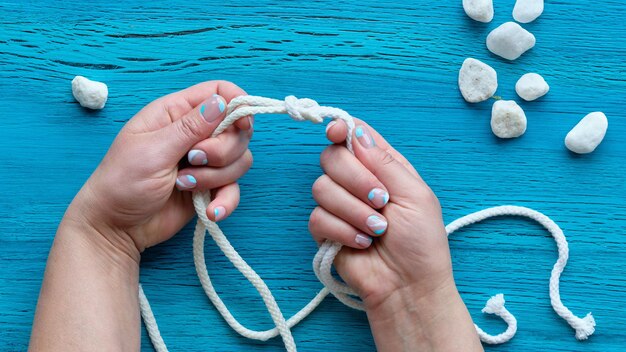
[1,0,625,350]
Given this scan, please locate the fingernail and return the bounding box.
[200,94,226,123]
[247,116,254,130]
[175,175,196,190]
[214,206,226,221]
[366,215,387,235]
[188,149,208,165]
[368,188,389,208]
[355,125,375,149]
[325,120,337,133]
[355,234,373,248]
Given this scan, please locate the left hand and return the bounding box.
[65,80,253,253]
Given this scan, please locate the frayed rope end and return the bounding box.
[482,294,506,315]
[573,313,596,340]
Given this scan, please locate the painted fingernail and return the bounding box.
[368,188,389,208]
[175,175,196,190]
[355,125,375,149]
[200,94,226,123]
[214,206,226,221]
[247,116,254,130]
[325,120,337,134]
[188,149,208,165]
[366,215,387,235]
[355,234,373,248]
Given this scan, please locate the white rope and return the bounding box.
[138,95,595,351]
[446,205,596,342]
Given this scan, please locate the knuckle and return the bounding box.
[243,150,253,169]
[319,146,334,167]
[354,174,379,196]
[379,151,396,167]
[414,186,439,205]
[308,207,324,232]
[177,116,204,141]
[311,175,330,196]
[319,145,343,167]
[210,146,229,166]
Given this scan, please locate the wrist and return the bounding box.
[365,276,482,352]
[61,187,141,266]
[365,274,459,327]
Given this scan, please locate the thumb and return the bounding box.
[158,94,227,161]
[351,124,423,199]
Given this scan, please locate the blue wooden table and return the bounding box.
[1,0,625,350]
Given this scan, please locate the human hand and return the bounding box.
[309,119,452,307]
[65,80,253,255]
[309,120,482,351]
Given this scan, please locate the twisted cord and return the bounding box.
[138,96,595,351]
[446,205,596,341]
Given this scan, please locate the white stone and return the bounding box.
[486,22,536,60]
[491,100,527,138]
[463,0,494,23]
[513,0,544,23]
[515,73,549,101]
[458,58,498,103]
[71,76,108,109]
[565,112,608,154]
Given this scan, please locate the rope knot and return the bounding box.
[284,95,323,123]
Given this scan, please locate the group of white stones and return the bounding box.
[459,0,608,154]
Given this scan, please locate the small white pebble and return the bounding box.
[515,73,549,101]
[565,112,608,154]
[486,22,536,60]
[491,100,527,138]
[513,0,544,23]
[463,0,494,23]
[71,76,108,110]
[458,58,498,103]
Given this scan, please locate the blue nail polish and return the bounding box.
[218,99,225,113]
[355,126,364,137]
[368,189,375,201]
[186,175,196,185]
[214,208,220,217]
[188,150,208,165]
[200,105,206,115]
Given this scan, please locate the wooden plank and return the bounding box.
[0,0,624,350]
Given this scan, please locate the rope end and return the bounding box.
[573,313,596,340]
[482,293,506,314]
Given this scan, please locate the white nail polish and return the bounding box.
[355,234,373,248]
[325,120,337,133]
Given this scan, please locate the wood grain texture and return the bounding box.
[1,0,625,350]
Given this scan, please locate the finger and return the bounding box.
[163,80,245,114]
[312,175,388,236]
[157,94,227,163]
[325,119,348,144]
[206,182,240,222]
[331,118,419,177]
[235,115,254,131]
[175,150,253,191]
[164,80,253,131]
[351,124,427,201]
[187,125,251,167]
[320,145,389,209]
[308,206,373,249]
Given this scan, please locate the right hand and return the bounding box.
[308,119,454,309]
